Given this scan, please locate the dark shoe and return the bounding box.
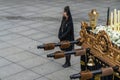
[62,63,71,68]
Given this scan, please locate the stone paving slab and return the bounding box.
[0,63,25,78]
[3,70,41,80]
[5,51,37,62]
[18,56,50,69]
[0,58,12,67]
[0,42,12,49]
[0,47,24,57]
[31,61,63,76]
[6,37,35,45]
[18,29,40,36]
[35,76,50,80]
[45,68,79,80]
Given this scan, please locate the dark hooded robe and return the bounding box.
[58,6,74,51]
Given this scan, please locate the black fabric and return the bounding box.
[58,6,74,51]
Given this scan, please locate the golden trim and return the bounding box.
[113,72,120,78]
[81,61,85,65]
[94,74,101,80]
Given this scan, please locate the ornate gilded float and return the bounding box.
[77,8,120,79]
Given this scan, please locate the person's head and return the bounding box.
[63,6,71,20]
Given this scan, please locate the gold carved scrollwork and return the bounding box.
[80,21,88,41]
[108,48,114,57]
[80,29,87,41]
[96,30,110,52]
[116,55,120,62]
[80,30,84,38]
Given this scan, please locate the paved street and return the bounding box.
[0,0,119,80]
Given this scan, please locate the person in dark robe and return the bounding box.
[58,6,74,68]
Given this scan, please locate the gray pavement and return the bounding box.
[0,0,119,80]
